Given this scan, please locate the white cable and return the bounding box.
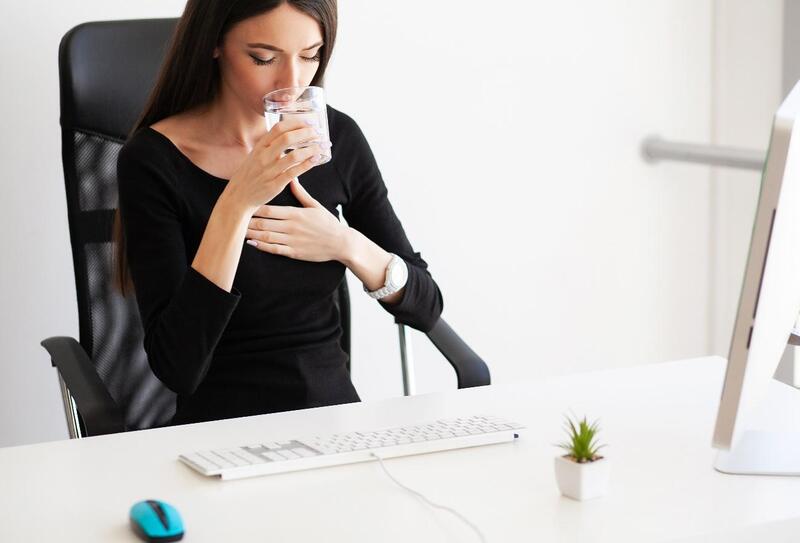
[369,452,487,543]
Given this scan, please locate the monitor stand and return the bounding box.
[715,354,800,476]
[715,431,800,475]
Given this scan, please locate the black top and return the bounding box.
[117,105,443,425]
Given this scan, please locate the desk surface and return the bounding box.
[2,356,800,542]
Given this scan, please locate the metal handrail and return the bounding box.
[57,374,83,439]
[398,324,416,396]
[642,135,766,171]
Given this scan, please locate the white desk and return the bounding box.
[2,356,800,542]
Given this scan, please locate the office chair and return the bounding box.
[42,19,490,439]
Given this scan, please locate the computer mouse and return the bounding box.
[129,499,185,542]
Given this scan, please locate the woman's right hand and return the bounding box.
[224,119,330,214]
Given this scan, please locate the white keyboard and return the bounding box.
[179,414,525,480]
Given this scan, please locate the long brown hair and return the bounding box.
[113,0,338,296]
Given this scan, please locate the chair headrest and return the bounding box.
[59,18,178,140]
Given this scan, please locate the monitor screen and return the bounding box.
[712,80,800,451]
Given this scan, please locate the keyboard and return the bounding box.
[179,414,525,480]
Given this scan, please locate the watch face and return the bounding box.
[389,258,408,287]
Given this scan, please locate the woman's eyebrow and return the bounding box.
[247,41,323,52]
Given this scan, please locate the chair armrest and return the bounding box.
[40,336,125,436]
[425,318,491,388]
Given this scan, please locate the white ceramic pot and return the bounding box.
[554,455,611,501]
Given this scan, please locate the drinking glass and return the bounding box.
[263,85,331,164]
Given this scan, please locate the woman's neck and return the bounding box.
[195,88,266,151]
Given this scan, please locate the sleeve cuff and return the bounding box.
[377,263,442,332]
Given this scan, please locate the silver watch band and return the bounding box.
[368,284,395,299]
[365,254,407,299]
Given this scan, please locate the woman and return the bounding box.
[116,0,443,425]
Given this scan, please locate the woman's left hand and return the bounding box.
[245,178,349,263]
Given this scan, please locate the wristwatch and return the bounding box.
[364,253,408,299]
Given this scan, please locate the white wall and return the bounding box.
[0,1,783,448]
[710,0,784,356]
[338,0,717,396]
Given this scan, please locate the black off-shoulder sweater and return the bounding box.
[117,105,443,425]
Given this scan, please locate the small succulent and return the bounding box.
[557,413,605,463]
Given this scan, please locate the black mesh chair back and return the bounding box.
[58,18,182,430]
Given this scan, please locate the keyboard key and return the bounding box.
[234,448,267,464]
[262,451,285,462]
[202,451,235,468]
[278,449,302,460]
[182,453,219,472]
[215,449,249,467]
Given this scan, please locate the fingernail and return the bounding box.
[310,154,322,163]
[246,239,258,247]
[314,128,324,135]
[304,120,316,126]
[319,141,332,148]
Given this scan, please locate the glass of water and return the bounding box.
[263,85,331,164]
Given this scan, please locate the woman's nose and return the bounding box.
[276,59,302,91]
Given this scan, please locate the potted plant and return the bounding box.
[554,414,610,501]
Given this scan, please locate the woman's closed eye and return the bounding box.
[250,53,321,66]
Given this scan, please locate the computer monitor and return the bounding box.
[712,79,800,475]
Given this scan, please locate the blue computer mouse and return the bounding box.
[129,499,184,542]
